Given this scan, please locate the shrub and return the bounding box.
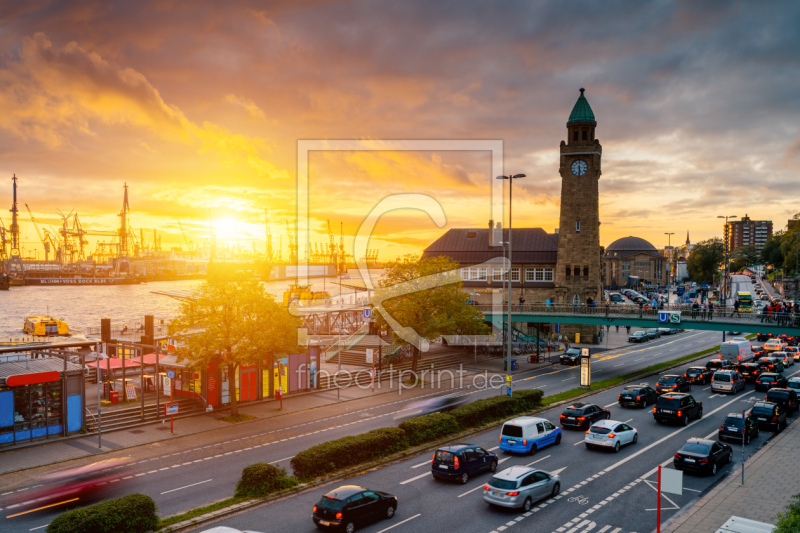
[399,412,460,446]
[47,493,157,533]
[291,427,408,479]
[235,462,298,498]
[450,389,543,428]
[776,493,800,533]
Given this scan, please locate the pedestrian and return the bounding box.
[708,301,714,320]
[519,296,525,306]
[701,301,708,319]
[760,304,768,323]
[730,298,741,318]
[615,325,620,333]
[691,300,699,319]
[626,325,631,334]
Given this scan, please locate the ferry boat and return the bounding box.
[23,316,70,336]
[282,282,331,306]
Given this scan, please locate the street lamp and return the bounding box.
[664,232,674,288]
[496,173,525,396]
[717,215,738,306]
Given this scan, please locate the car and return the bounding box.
[774,352,794,367]
[431,444,498,483]
[755,372,788,392]
[610,294,623,303]
[749,401,787,431]
[584,420,638,452]
[646,328,661,340]
[653,393,703,426]
[785,347,800,361]
[394,394,468,421]
[559,403,610,430]
[618,385,659,408]
[758,357,785,374]
[718,412,759,444]
[787,377,800,394]
[765,388,799,415]
[483,466,561,511]
[312,485,397,532]
[499,416,562,454]
[673,438,733,476]
[684,366,712,385]
[710,370,746,394]
[735,363,762,383]
[659,327,678,335]
[559,348,583,365]
[628,331,649,343]
[656,375,691,394]
[705,359,734,372]
[764,339,787,352]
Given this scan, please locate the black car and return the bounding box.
[656,375,691,394]
[705,359,734,372]
[718,412,759,444]
[312,485,397,532]
[750,401,787,431]
[736,363,762,383]
[559,403,610,429]
[653,393,703,426]
[765,388,799,415]
[758,358,785,374]
[684,367,712,385]
[430,444,498,484]
[646,328,661,340]
[628,332,649,343]
[559,348,583,366]
[755,372,788,392]
[673,438,733,476]
[618,385,659,408]
[756,332,774,342]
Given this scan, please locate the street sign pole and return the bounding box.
[742,409,745,484]
[657,465,662,533]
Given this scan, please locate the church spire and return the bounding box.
[686,230,690,245]
[567,88,596,125]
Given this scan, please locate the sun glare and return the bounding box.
[213,217,256,241]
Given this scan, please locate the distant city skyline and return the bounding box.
[1,1,798,261]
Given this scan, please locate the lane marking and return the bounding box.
[411,460,430,469]
[6,498,79,519]
[603,402,618,408]
[400,472,429,485]
[376,513,421,533]
[458,484,487,498]
[161,479,213,495]
[29,526,48,531]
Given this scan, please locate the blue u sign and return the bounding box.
[658,311,669,323]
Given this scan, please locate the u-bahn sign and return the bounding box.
[658,311,682,324]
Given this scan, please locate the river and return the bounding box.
[0,271,380,338]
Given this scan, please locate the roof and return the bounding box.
[325,486,366,499]
[605,236,657,253]
[0,357,84,381]
[422,228,558,264]
[494,465,536,480]
[504,416,546,425]
[567,88,596,125]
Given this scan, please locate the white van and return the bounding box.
[719,339,753,363]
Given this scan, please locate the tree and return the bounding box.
[761,233,784,268]
[775,493,800,533]
[780,229,800,276]
[729,244,759,272]
[374,255,489,373]
[168,272,300,416]
[686,238,723,284]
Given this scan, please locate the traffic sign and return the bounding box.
[363,308,372,318]
[167,370,176,379]
[164,403,179,416]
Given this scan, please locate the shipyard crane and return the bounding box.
[0,219,8,263]
[326,219,337,266]
[264,209,273,261]
[284,219,297,264]
[25,203,56,261]
[177,221,194,251]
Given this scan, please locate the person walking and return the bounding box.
[615,325,620,333]
[708,301,714,320]
[701,301,708,320]
[730,298,741,318]
[691,300,699,319]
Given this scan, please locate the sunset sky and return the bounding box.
[1,1,799,262]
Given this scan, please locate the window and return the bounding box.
[573,130,578,142]
[536,422,545,433]
[464,448,477,461]
[566,266,571,278]
[510,268,520,282]
[461,267,487,281]
[533,472,549,482]
[583,266,589,277]
[493,268,505,281]
[362,491,380,504]
[544,421,555,431]
[573,266,580,277]
[576,220,581,233]
[582,129,588,141]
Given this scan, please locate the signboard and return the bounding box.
[658,311,682,324]
[661,468,683,495]
[164,403,179,416]
[7,371,61,387]
[363,308,372,318]
[167,370,176,379]
[163,376,171,391]
[580,348,591,387]
[125,384,137,401]
[366,348,374,364]
[555,324,560,333]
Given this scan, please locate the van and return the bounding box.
[499,416,562,454]
[719,339,754,363]
[711,370,746,394]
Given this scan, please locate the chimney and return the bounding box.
[488,220,494,247]
[554,228,559,234]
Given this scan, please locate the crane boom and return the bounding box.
[25,203,51,261]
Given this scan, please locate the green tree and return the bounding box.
[761,233,784,267]
[686,238,723,284]
[168,272,299,416]
[374,255,489,372]
[729,244,759,272]
[775,493,800,533]
[780,229,800,276]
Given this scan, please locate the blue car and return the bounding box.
[499,416,562,454]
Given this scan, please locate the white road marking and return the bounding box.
[458,483,487,498]
[603,402,618,408]
[376,513,421,533]
[29,526,48,531]
[550,467,567,475]
[624,419,633,423]
[574,440,585,446]
[160,479,212,495]
[526,455,551,466]
[400,472,430,485]
[563,377,578,381]
[613,363,624,367]
[411,460,430,469]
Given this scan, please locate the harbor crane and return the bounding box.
[284,219,297,264]
[264,209,273,261]
[25,203,60,262]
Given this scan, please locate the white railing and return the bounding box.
[324,322,370,362]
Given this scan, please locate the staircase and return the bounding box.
[325,335,392,367]
[325,322,371,362]
[85,397,206,433]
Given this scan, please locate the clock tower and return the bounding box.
[554,88,602,321]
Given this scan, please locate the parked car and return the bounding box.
[653,393,703,426]
[711,370,746,394]
[628,331,649,343]
[483,466,561,511]
[559,348,583,366]
[765,388,799,415]
[584,420,638,452]
[718,412,759,444]
[684,366,712,385]
[312,485,397,532]
[646,328,661,340]
[559,403,610,430]
[735,363,762,383]
[656,375,691,394]
[705,359,734,372]
[755,372,788,392]
[499,416,562,455]
[431,444,498,484]
[673,438,732,476]
[618,385,659,408]
[749,401,787,431]
[659,328,678,335]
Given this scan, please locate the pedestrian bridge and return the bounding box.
[477,303,800,336]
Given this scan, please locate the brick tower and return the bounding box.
[554,89,602,336]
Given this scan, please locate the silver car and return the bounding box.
[483,466,560,512]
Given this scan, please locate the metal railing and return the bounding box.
[324,322,370,362]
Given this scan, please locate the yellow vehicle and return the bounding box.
[736,291,753,312]
[282,282,330,306]
[23,316,70,336]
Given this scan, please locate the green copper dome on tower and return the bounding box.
[567,88,596,125]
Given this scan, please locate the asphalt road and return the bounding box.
[196,341,798,533]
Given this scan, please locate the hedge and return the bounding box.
[291,427,409,479]
[450,389,543,428]
[399,412,460,446]
[47,493,158,533]
[235,462,298,498]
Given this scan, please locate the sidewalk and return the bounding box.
[664,415,800,532]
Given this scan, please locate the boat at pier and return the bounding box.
[282,281,331,306]
[23,316,70,336]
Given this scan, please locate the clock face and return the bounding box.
[571,160,588,176]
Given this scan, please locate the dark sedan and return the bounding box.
[313,485,397,533]
[618,385,659,408]
[736,363,762,383]
[559,348,583,366]
[750,401,787,432]
[656,375,691,394]
[755,373,788,392]
[629,332,649,343]
[559,402,610,429]
[673,438,732,476]
[718,413,759,444]
[684,367,712,385]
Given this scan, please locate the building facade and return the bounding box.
[602,236,668,289]
[725,215,772,252]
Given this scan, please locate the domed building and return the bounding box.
[602,236,668,289]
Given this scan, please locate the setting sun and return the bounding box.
[213,217,258,242]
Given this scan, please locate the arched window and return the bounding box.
[573,266,580,277]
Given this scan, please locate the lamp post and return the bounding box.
[717,215,738,306]
[496,173,525,396]
[664,232,674,289]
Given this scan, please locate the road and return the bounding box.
[197,339,797,533]
[0,327,730,532]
